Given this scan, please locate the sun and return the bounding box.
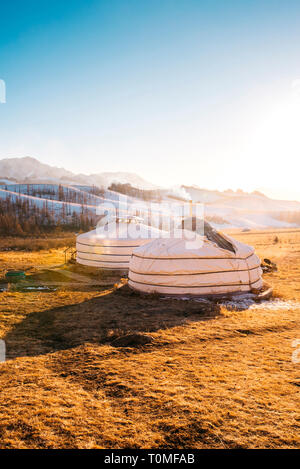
[243,85,300,197]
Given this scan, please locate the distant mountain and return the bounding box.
[182,184,300,211]
[80,171,159,190]
[181,184,300,229]
[0,156,75,183]
[0,156,156,189]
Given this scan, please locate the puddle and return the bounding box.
[11,285,57,292]
[19,286,57,292]
[221,298,300,311]
[162,294,300,312]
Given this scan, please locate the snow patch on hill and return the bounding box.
[1,157,300,229]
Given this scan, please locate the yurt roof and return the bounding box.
[131,223,254,259]
[131,234,254,260]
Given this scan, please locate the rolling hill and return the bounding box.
[1,156,300,229]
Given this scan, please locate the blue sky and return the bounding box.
[0,0,300,199]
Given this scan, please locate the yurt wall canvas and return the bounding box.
[129,232,263,296]
[76,220,166,270]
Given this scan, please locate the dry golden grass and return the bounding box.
[0,230,299,449]
[0,235,75,252]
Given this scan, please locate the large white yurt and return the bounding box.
[128,224,263,297]
[76,217,166,270]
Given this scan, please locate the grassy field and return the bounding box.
[0,230,299,448]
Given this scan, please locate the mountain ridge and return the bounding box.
[0,156,158,190]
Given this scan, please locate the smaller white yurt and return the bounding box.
[128,225,263,297]
[76,217,166,270]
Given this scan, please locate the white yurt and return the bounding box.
[128,223,263,297]
[76,217,166,270]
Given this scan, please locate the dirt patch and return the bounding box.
[111,333,154,348]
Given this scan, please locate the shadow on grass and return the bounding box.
[4,285,221,359]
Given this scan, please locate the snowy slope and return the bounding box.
[182,185,300,229]
[1,157,300,229]
[0,187,98,218]
[1,183,299,229]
